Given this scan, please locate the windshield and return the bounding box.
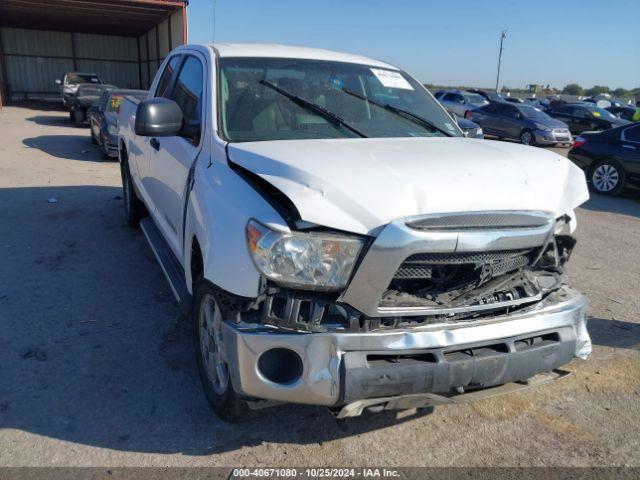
[487,92,504,102]
[463,93,488,105]
[219,58,461,142]
[517,105,552,120]
[66,73,100,85]
[584,105,618,119]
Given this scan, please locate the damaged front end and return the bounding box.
[213,211,590,411]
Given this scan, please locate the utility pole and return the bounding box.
[495,30,507,93]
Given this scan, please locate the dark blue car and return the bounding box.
[467,102,572,146]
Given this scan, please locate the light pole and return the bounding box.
[495,30,507,93]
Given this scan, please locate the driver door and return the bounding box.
[147,53,207,260]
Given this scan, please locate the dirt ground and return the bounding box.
[0,105,639,467]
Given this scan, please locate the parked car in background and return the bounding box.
[549,102,630,135]
[117,43,590,421]
[467,102,571,146]
[526,98,551,112]
[583,96,630,109]
[569,123,640,195]
[607,105,636,121]
[456,116,484,138]
[88,89,147,159]
[434,89,488,116]
[68,83,116,126]
[467,88,505,104]
[55,72,103,110]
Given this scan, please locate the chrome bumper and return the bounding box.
[221,287,590,407]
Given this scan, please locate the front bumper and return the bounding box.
[221,287,590,407]
[535,129,573,145]
[103,135,119,157]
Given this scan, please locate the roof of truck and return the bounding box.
[208,43,398,70]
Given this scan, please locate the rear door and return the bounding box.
[147,53,207,259]
[621,125,640,184]
[472,104,500,135]
[572,107,597,133]
[442,92,465,116]
[552,106,578,133]
[499,104,524,138]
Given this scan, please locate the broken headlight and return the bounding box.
[246,220,363,290]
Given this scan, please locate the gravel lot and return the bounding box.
[1,105,639,467]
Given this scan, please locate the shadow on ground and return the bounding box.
[8,101,65,112]
[580,192,640,218]
[26,115,78,127]
[0,185,433,457]
[22,135,107,162]
[589,317,640,351]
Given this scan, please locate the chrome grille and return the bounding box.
[405,212,552,231]
[393,250,533,281]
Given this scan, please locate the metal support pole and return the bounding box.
[0,28,7,108]
[495,30,507,93]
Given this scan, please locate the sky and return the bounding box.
[187,0,640,91]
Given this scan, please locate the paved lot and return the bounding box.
[1,105,639,467]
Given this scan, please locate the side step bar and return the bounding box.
[140,218,193,315]
[336,369,570,419]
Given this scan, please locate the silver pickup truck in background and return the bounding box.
[117,43,591,421]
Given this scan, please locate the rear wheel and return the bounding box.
[520,129,535,146]
[193,280,248,422]
[590,161,625,196]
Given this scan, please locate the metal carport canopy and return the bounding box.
[0,0,187,38]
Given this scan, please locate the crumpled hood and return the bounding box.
[228,137,589,235]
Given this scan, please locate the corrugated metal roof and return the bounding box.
[0,0,187,37]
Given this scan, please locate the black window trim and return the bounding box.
[153,54,183,99]
[165,53,205,146]
[621,125,640,144]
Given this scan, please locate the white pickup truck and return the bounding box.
[118,43,591,421]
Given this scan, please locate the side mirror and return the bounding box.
[135,98,183,137]
[55,79,62,85]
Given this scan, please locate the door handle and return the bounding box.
[623,144,636,150]
[150,138,160,151]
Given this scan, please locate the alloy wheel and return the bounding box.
[592,164,619,192]
[198,294,229,395]
[521,131,533,145]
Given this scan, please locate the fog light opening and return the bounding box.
[257,348,303,385]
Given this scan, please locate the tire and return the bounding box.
[193,279,248,422]
[120,158,145,227]
[102,145,112,160]
[73,108,85,126]
[520,129,535,146]
[589,160,626,196]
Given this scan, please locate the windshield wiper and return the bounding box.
[259,80,367,138]
[341,87,452,137]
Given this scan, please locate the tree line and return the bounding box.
[561,84,639,98]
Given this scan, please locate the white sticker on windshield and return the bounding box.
[370,68,414,90]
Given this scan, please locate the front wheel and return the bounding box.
[193,280,248,422]
[520,129,535,146]
[120,159,145,227]
[73,108,85,126]
[590,161,625,196]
